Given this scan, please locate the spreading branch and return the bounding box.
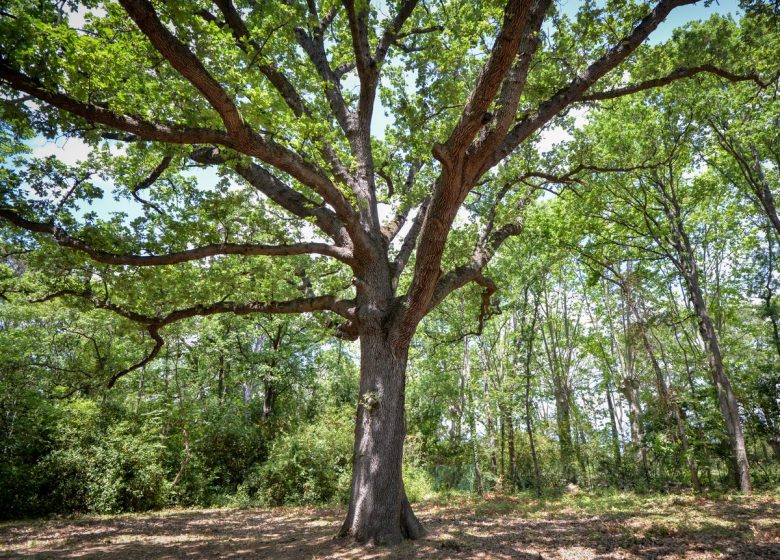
[30,288,357,386]
[0,208,354,265]
[485,0,698,175]
[579,64,770,102]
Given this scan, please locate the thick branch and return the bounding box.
[442,0,537,162]
[374,0,420,66]
[294,22,354,134]
[119,0,248,136]
[189,147,349,245]
[428,187,534,311]
[469,0,551,168]
[486,0,698,175]
[579,64,768,101]
[33,289,356,387]
[0,63,353,224]
[0,208,354,265]
[0,63,229,145]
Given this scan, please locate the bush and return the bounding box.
[42,402,170,514]
[403,464,435,503]
[241,406,353,506]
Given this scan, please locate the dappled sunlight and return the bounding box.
[2,494,778,559]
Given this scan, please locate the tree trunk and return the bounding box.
[619,359,648,483]
[657,190,752,493]
[629,296,701,493]
[687,275,752,493]
[464,337,484,495]
[339,332,425,544]
[507,406,517,490]
[262,379,276,420]
[554,383,577,485]
[605,379,622,471]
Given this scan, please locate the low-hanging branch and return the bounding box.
[30,288,357,387]
[0,209,355,265]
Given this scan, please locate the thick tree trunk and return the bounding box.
[339,332,425,544]
[262,379,276,420]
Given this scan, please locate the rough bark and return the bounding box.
[339,331,424,544]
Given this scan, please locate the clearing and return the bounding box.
[1,492,778,559]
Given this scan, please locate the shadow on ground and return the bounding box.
[1,494,778,559]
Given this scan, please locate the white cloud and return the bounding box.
[30,137,92,165]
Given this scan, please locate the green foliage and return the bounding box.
[242,406,354,506]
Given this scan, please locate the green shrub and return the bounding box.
[403,464,435,503]
[42,402,170,514]
[241,406,353,506]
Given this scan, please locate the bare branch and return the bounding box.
[374,0,421,65]
[209,0,307,117]
[391,195,430,288]
[130,155,172,214]
[381,162,424,241]
[108,326,164,388]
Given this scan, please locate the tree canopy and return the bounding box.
[1,0,779,545]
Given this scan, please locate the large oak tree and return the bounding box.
[0,0,772,544]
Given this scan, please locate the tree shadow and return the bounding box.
[0,496,777,559]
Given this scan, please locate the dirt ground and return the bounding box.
[1,493,779,559]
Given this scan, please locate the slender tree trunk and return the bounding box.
[656,185,752,493]
[605,379,622,471]
[553,382,577,485]
[464,337,484,496]
[619,359,648,483]
[507,406,517,490]
[339,332,424,544]
[524,380,541,496]
[518,291,541,495]
[630,298,702,492]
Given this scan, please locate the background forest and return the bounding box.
[1,1,779,523]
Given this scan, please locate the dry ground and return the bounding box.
[1,492,779,559]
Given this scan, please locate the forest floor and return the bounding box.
[1,491,779,559]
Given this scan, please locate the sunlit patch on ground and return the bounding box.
[1,492,778,559]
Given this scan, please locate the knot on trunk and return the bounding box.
[359,391,380,412]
